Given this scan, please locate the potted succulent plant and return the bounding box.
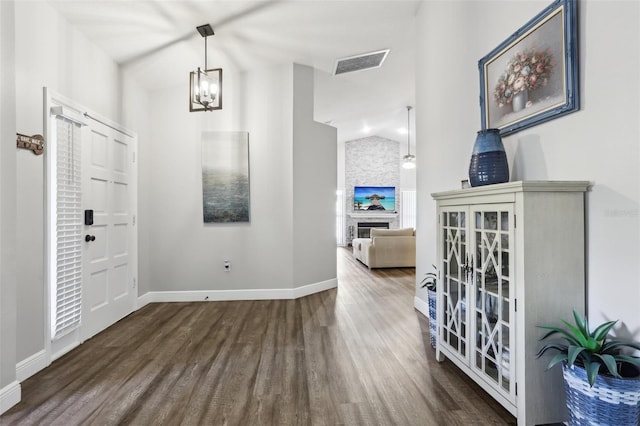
[537,310,640,425]
[420,266,437,349]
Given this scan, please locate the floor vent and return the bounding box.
[334,49,390,75]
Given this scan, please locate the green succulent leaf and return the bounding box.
[538,327,561,340]
[536,343,568,358]
[547,353,568,369]
[581,351,593,364]
[585,361,602,387]
[615,354,640,369]
[585,337,602,352]
[572,310,590,339]
[561,320,589,346]
[601,340,640,353]
[591,320,617,342]
[538,326,581,346]
[419,271,438,289]
[567,345,587,365]
[594,353,621,378]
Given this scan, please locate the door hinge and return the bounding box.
[515,382,518,396]
[514,214,516,228]
[132,152,136,163]
[133,215,136,226]
[515,298,517,312]
[133,277,137,288]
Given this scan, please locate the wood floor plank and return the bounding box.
[1,248,516,425]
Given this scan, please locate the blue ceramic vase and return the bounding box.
[468,129,509,187]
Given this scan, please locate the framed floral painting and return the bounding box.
[479,0,578,136]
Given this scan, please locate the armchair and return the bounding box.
[352,228,416,269]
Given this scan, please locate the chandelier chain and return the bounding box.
[407,106,412,155]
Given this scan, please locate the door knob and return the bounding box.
[85,235,96,242]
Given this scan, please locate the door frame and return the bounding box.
[44,88,138,363]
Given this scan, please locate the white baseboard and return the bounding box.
[137,291,154,309]
[293,278,338,298]
[414,295,429,318]
[138,278,338,305]
[0,381,21,415]
[16,350,48,382]
[50,328,81,363]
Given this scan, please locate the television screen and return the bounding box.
[354,186,395,211]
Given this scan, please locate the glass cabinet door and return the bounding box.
[471,206,515,399]
[439,209,470,362]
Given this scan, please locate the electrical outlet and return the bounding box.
[224,260,231,272]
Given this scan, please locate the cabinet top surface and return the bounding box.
[431,180,590,200]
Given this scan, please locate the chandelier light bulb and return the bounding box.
[402,154,416,169]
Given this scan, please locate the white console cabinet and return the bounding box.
[432,181,589,426]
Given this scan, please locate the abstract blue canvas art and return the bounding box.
[202,131,250,223]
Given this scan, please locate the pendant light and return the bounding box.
[189,24,223,112]
[402,106,416,169]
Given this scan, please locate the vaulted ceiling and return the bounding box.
[50,0,419,143]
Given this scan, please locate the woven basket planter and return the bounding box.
[427,289,437,348]
[562,362,640,426]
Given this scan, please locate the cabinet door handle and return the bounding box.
[464,253,474,281]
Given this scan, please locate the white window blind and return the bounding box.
[53,116,83,339]
[402,190,417,230]
[336,189,345,246]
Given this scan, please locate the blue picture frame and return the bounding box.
[479,0,579,136]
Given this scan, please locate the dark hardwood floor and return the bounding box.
[2,248,515,425]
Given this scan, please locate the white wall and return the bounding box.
[144,66,294,292]
[416,1,640,339]
[142,63,337,295]
[12,0,149,365]
[0,0,18,403]
[293,64,337,287]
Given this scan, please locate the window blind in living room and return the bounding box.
[336,189,345,246]
[402,190,417,229]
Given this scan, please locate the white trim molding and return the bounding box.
[0,381,21,415]
[16,350,48,382]
[414,296,429,318]
[293,279,338,299]
[138,279,338,307]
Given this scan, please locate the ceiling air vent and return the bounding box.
[334,49,390,75]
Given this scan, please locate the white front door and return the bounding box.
[82,120,137,340]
